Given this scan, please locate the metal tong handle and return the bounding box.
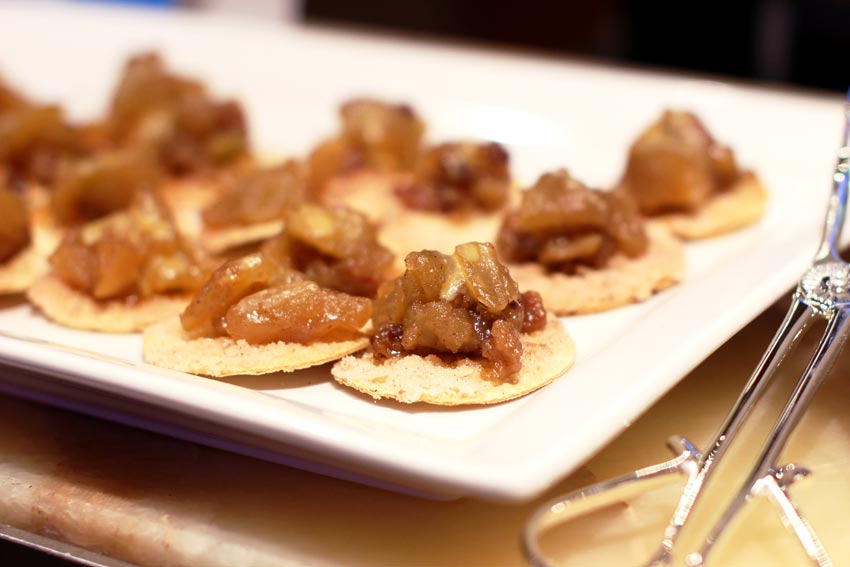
[525,96,850,567]
[814,94,850,264]
[657,93,850,567]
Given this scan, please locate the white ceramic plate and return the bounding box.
[0,2,842,501]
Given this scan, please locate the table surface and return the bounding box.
[1,299,849,567]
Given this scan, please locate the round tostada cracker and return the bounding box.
[379,211,503,273]
[0,222,60,295]
[143,316,370,377]
[160,179,218,239]
[203,219,283,255]
[0,188,62,295]
[506,223,684,316]
[655,173,768,240]
[321,170,409,224]
[331,314,574,405]
[323,170,506,270]
[162,178,285,255]
[27,274,192,332]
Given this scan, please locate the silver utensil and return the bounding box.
[524,94,850,567]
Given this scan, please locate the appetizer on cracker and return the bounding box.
[313,99,515,259]
[28,191,209,332]
[164,159,309,255]
[143,251,372,376]
[309,98,424,194]
[202,160,307,239]
[0,186,28,266]
[0,77,98,293]
[332,242,575,405]
[618,110,767,239]
[377,141,514,258]
[393,141,511,213]
[325,139,514,264]
[51,147,162,226]
[0,77,96,185]
[496,169,684,315]
[0,184,59,294]
[106,52,248,175]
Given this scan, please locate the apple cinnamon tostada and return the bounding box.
[0,75,100,186]
[163,159,309,255]
[50,147,162,226]
[144,202,394,376]
[0,184,60,294]
[309,98,424,196]
[28,190,210,332]
[0,75,106,294]
[312,98,513,258]
[313,98,426,226]
[143,252,372,377]
[331,242,574,405]
[106,52,249,176]
[496,169,684,315]
[618,110,768,239]
[329,140,514,261]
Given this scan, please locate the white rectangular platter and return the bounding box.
[0,2,842,501]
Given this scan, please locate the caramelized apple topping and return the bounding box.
[308,99,424,191]
[371,242,547,383]
[0,185,30,263]
[394,142,510,212]
[0,81,26,112]
[497,170,648,273]
[261,203,394,297]
[51,148,162,225]
[180,252,371,344]
[49,191,206,300]
[202,160,307,227]
[620,110,742,215]
[225,280,372,344]
[0,79,87,184]
[107,53,248,174]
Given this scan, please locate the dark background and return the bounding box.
[305,0,847,93]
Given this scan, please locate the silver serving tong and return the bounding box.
[524,95,850,567]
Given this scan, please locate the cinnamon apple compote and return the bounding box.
[49,191,205,301]
[394,142,511,212]
[620,110,743,215]
[497,169,647,273]
[51,148,162,226]
[308,99,424,192]
[371,242,547,383]
[201,160,308,228]
[261,203,394,298]
[0,79,90,184]
[180,252,371,345]
[0,186,29,263]
[107,53,248,175]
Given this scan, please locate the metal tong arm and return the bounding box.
[691,306,850,567]
[814,96,850,263]
[650,97,850,566]
[523,437,703,567]
[647,299,810,562]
